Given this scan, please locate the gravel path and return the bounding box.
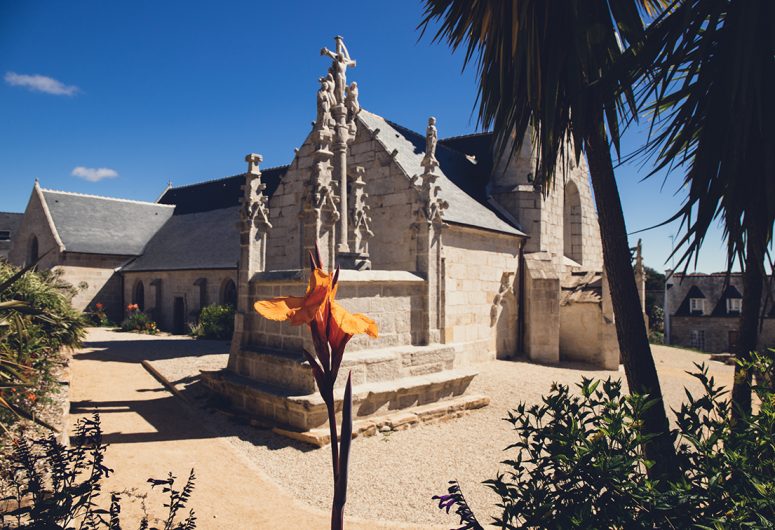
[135,331,733,527]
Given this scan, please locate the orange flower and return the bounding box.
[95,302,104,310]
[27,393,36,402]
[254,266,378,342]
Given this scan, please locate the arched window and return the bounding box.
[563,181,583,264]
[221,279,237,307]
[134,281,145,311]
[27,235,39,266]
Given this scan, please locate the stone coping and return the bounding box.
[251,269,424,284]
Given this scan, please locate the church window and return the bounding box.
[27,235,38,266]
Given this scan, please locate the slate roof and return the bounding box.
[158,166,288,215]
[0,212,23,234]
[41,190,174,255]
[122,206,239,271]
[0,212,23,254]
[358,111,524,236]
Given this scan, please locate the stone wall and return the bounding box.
[243,269,426,355]
[559,302,603,362]
[442,225,520,362]
[523,252,561,363]
[122,269,237,332]
[490,135,603,270]
[264,125,419,272]
[671,316,775,353]
[58,253,129,321]
[8,186,62,270]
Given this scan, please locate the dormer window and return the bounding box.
[727,298,742,314]
[690,298,705,315]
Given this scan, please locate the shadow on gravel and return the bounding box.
[74,338,229,363]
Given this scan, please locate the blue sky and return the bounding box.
[0,0,730,272]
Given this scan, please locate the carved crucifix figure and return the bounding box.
[321,36,356,105]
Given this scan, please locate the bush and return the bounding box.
[120,305,158,334]
[649,330,665,344]
[190,304,234,340]
[434,354,775,529]
[0,414,196,529]
[0,262,86,429]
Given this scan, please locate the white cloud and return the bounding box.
[71,166,119,182]
[4,71,79,96]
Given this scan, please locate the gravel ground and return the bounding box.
[143,335,733,527]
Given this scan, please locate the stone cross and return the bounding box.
[321,35,356,105]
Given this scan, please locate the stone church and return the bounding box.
[8,37,631,440]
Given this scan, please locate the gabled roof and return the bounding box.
[674,285,707,316]
[358,111,524,236]
[121,206,239,272]
[711,284,743,316]
[158,166,288,215]
[40,189,174,255]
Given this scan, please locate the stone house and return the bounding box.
[0,212,23,260]
[665,272,775,353]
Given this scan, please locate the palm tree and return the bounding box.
[634,0,775,422]
[419,0,677,477]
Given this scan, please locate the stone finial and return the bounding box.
[241,153,271,229]
[635,238,644,275]
[246,153,263,175]
[421,117,439,172]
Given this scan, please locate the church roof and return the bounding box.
[121,206,240,272]
[358,111,524,236]
[40,189,174,255]
[157,166,288,214]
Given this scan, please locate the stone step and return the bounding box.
[231,343,458,394]
[201,366,479,433]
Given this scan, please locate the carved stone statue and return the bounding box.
[421,116,439,171]
[316,75,336,129]
[321,36,356,105]
[345,81,360,121]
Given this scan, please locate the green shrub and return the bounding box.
[191,304,234,340]
[120,307,158,334]
[1,414,196,529]
[649,330,665,344]
[434,354,775,529]
[0,262,86,429]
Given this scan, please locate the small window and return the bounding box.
[689,298,705,315]
[726,298,742,314]
[0,230,10,241]
[690,329,706,351]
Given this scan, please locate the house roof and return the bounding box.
[358,111,525,236]
[0,212,23,233]
[40,189,174,255]
[121,206,239,272]
[157,166,288,215]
